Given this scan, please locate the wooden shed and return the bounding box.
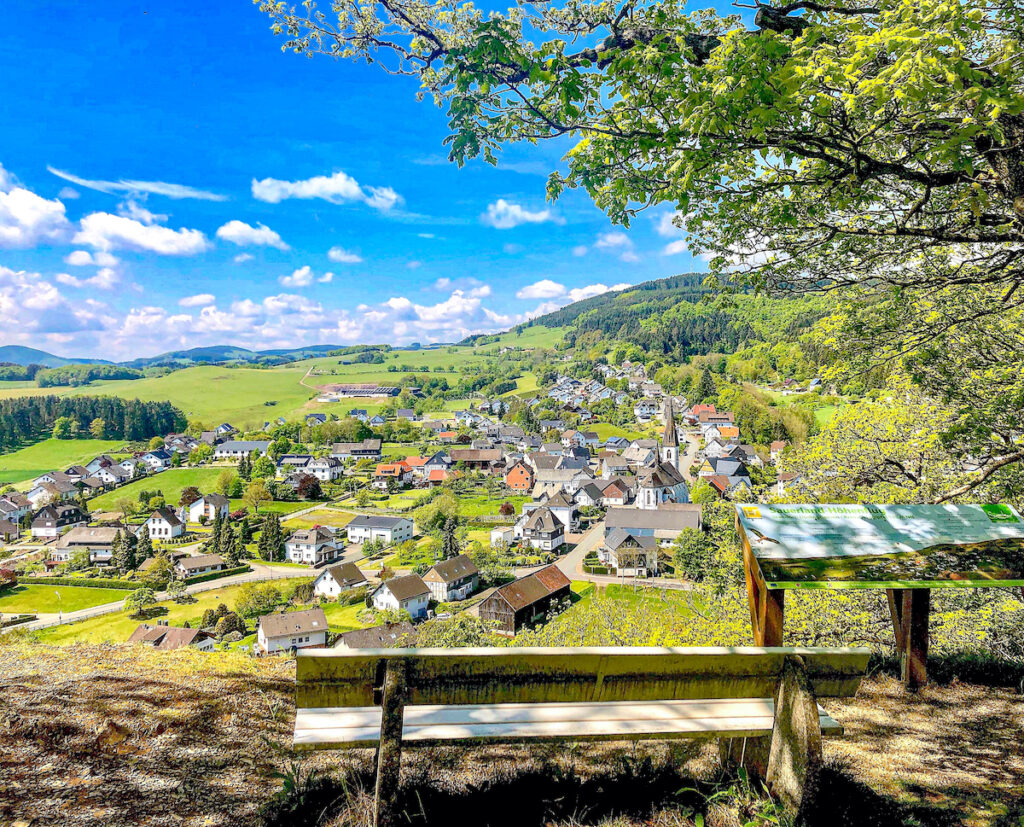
[478,564,571,636]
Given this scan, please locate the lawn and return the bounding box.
[88,468,225,511]
[0,584,131,614]
[588,422,646,441]
[0,438,129,487]
[457,492,529,518]
[319,601,369,632]
[34,582,258,644]
[281,509,354,531]
[814,404,838,427]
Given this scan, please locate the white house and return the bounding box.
[599,529,659,576]
[142,507,184,539]
[306,456,344,482]
[422,554,479,602]
[346,515,414,546]
[181,493,230,524]
[312,563,367,598]
[50,526,118,564]
[141,449,173,472]
[371,574,430,619]
[517,506,565,551]
[284,526,343,566]
[214,440,271,460]
[256,608,329,654]
[174,553,226,578]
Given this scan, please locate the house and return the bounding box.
[717,425,740,441]
[257,608,329,654]
[560,429,586,448]
[199,430,222,446]
[85,454,118,474]
[164,434,200,454]
[770,441,789,463]
[602,455,630,478]
[633,399,660,421]
[142,507,184,539]
[504,461,535,493]
[92,464,131,487]
[27,479,77,508]
[604,436,630,451]
[599,529,659,576]
[346,515,414,545]
[312,563,367,598]
[518,506,565,551]
[277,454,312,475]
[574,482,606,508]
[404,456,429,480]
[426,468,449,486]
[334,621,416,649]
[580,431,600,448]
[423,452,451,476]
[285,526,343,565]
[621,440,659,467]
[61,465,90,483]
[181,493,230,524]
[307,456,344,482]
[422,554,479,602]
[604,504,702,545]
[698,457,752,490]
[31,504,88,539]
[371,574,430,619]
[369,414,386,427]
[601,479,632,507]
[438,430,457,444]
[141,449,173,471]
[214,440,271,460]
[128,621,216,652]
[50,526,119,564]
[0,519,19,542]
[305,413,328,426]
[347,409,369,422]
[0,492,31,523]
[174,553,226,578]
[478,565,571,636]
[396,408,418,421]
[373,461,412,490]
[215,423,237,436]
[331,439,383,461]
[118,459,142,477]
[449,448,503,472]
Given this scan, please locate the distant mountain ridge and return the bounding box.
[0,345,113,368]
[0,343,341,369]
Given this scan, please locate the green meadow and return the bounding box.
[0,438,129,487]
[0,583,132,614]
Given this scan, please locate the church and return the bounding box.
[636,401,690,510]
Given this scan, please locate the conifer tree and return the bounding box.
[210,510,223,554]
[136,526,152,566]
[123,530,139,570]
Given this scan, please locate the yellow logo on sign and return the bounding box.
[741,506,761,519]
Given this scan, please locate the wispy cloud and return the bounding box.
[47,166,228,201]
[327,246,364,264]
[179,293,216,307]
[481,199,562,229]
[252,170,402,212]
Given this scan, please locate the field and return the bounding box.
[588,422,648,441]
[0,584,131,614]
[0,438,129,487]
[33,582,262,644]
[281,508,354,531]
[0,327,566,431]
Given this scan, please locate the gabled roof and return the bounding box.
[176,553,225,571]
[376,573,430,601]
[491,564,570,611]
[287,526,336,545]
[605,528,658,550]
[259,608,328,639]
[319,562,367,588]
[149,506,182,527]
[605,504,702,533]
[129,623,211,650]
[524,506,561,533]
[348,514,410,530]
[337,622,416,649]
[424,553,479,583]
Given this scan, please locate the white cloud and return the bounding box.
[318,272,334,284]
[118,199,167,225]
[252,170,402,211]
[0,266,105,336]
[516,279,566,300]
[567,282,631,302]
[179,293,216,307]
[663,240,689,256]
[327,246,364,264]
[55,267,119,290]
[469,285,491,298]
[216,220,289,251]
[279,266,314,287]
[47,166,226,200]
[233,253,254,264]
[594,231,641,263]
[656,211,686,237]
[64,250,119,267]
[74,212,210,255]
[58,187,79,200]
[0,166,71,248]
[407,261,422,270]
[572,245,588,257]
[481,199,560,229]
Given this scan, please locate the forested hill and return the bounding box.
[526,274,823,360]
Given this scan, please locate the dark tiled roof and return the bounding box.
[258,608,327,639]
[377,574,429,601]
[493,564,570,611]
[425,554,479,583]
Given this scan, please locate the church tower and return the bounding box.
[660,400,679,472]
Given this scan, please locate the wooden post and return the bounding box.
[761,588,785,647]
[887,588,930,689]
[766,655,823,818]
[374,659,408,827]
[739,518,784,646]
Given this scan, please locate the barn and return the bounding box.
[477,564,571,636]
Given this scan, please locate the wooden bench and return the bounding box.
[294,645,870,826]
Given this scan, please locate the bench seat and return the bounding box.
[294,698,843,750]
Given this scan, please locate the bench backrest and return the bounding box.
[296,646,870,708]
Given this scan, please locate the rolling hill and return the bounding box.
[0,345,112,367]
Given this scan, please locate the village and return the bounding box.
[0,363,786,655]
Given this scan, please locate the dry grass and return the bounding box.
[0,642,1022,827]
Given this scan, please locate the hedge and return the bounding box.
[22,576,141,590]
[1,614,37,628]
[184,565,251,585]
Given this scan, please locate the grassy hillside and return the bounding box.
[0,584,131,614]
[0,438,129,487]
[87,468,226,511]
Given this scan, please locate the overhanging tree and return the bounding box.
[258,0,1024,497]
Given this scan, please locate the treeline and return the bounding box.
[0,396,185,451]
[36,364,144,387]
[0,363,44,381]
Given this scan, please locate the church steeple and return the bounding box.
[660,400,680,472]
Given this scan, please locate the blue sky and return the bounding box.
[0,0,703,359]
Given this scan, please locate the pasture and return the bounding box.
[0,584,131,614]
[0,438,129,487]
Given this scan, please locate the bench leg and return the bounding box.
[766,655,822,819]
[374,660,408,827]
[719,735,770,781]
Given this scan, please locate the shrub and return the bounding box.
[291,581,314,605]
[235,582,282,618]
[214,612,247,639]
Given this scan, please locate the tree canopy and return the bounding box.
[259,0,1024,497]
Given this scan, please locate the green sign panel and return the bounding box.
[736,503,1024,589]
